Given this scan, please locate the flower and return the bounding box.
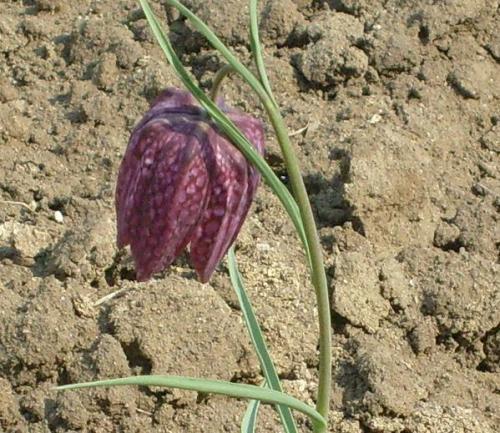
[115,88,265,282]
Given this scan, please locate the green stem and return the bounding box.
[211,63,332,430]
[209,64,234,101]
[247,0,332,420]
[263,100,331,432]
[208,30,332,432]
[247,3,331,425]
[211,63,332,432]
[249,0,277,108]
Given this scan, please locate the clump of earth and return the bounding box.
[0,1,498,432]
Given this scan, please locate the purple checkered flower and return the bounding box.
[115,88,265,282]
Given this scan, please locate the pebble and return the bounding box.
[54,211,64,223]
[369,114,382,124]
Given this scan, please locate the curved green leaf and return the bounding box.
[55,375,326,431]
[165,0,268,103]
[229,248,298,433]
[249,0,277,107]
[241,393,261,433]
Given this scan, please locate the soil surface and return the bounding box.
[1,1,499,432]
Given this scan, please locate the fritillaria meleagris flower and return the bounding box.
[115,88,264,282]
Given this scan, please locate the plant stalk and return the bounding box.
[211,64,331,432]
[209,64,234,101]
[263,100,331,432]
[208,21,331,433]
[247,2,332,425]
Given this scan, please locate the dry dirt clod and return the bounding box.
[296,12,368,87]
[260,0,305,46]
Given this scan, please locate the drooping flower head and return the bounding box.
[116,88,264,282]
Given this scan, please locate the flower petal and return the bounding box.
[225,110,265,156]
[116,90,202,248]
[116,117,209,281]
[150,87,197,111]
[133,88,202,140]
[227,111,265,199]
[222,111,265,250]
[189,114,264,283]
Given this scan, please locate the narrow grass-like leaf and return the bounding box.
[241,393,261,433]
[138,0,310,259]
[55,375,326,431]
[249,0,277,107]
[165,0,269,105]
[229,247,298,433]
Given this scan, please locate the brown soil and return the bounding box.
[1,1,499,432]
